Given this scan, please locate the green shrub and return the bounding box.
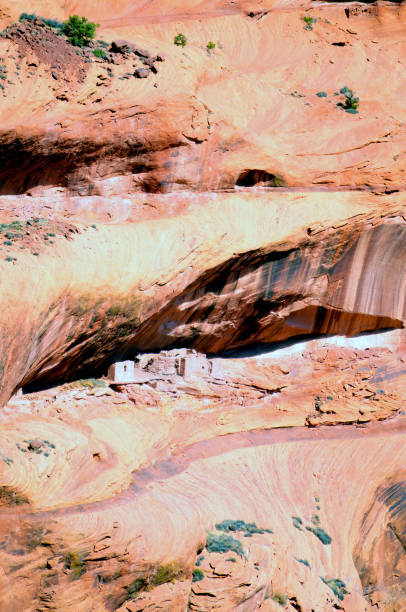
[174,33,187,47]
[215,519,272,535]
[19,13,63,30]
[321,577,348,601]
[206,532,244,557]
[302,15,317,30]
[19,13,36,22]
[271,593,287,605]
[152,562,181,586]
[62,15,99,47]
[295,558,311,569]
[65,551,87,579]
[337,86,359,113]
[126,562,181,597]
[192,568,204,582]
[127,577,148,597]
[207,41,216,51]
[42,17,63,30]
[93,48,107,59]
[306,525,331,545]
[292,516,303,530]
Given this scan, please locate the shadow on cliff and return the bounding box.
[354,474,406,608]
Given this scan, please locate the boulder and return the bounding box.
[134,67,150,78]
[110,40,135,54]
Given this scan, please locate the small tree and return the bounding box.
[62,15,99,47]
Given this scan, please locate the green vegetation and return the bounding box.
[321,577,348,601]
[65,551,87,579]
[16,439,55,455]
[93,48,107,59]
[292,513,331,544]
[192,568,204,582]
[292,516,303,530]
[316,91,327,98]
[19,13,63,30]
[306,525,331,545]
[295,558,311,569]
[302,15,317,30]
[174,33,187,47]
[62,15,99,47]
[206,532,244,557]
[0,486,29,506]
[41,17,64,30]
[153,562,181,586]
[271,593,287,605]
[127,562,182,598]
[215,519,272,535]
[127,577,148,597]
[207,41,216,51]
[337,86,359,113]
[19,13,37,22]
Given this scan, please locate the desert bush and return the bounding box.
[41,17,63,30]
[192,568,204,582]
[174,33,187,46]
[206,532,244,557]
[305,525,331,545]
[321,577,348,601]
[62,15,99,47]
[271,593,287,605]
[302,15,317,30]
[295,558,311,569]
[152,562,181,586]
[19,13,63,30]
[65,551,87,579]
[337,86,359,113]
[19,13,36,22]
[93,48,107,59]
[215,519,272,535]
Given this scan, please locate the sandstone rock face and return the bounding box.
[1,0,406,610]
[1,1,406,195]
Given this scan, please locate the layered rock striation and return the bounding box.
[0,1,406,610]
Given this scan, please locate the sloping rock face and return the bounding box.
[0,194,405,404]
[1,1,406,194]
[1,1,406,611]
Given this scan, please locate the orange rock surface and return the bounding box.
[0,1,405,610]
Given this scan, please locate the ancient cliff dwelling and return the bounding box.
[0,0,405,610]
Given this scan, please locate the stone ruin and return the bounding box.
[107,348,212,383]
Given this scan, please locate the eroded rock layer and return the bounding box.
[1,0,406,610]
[0,194,405,405]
